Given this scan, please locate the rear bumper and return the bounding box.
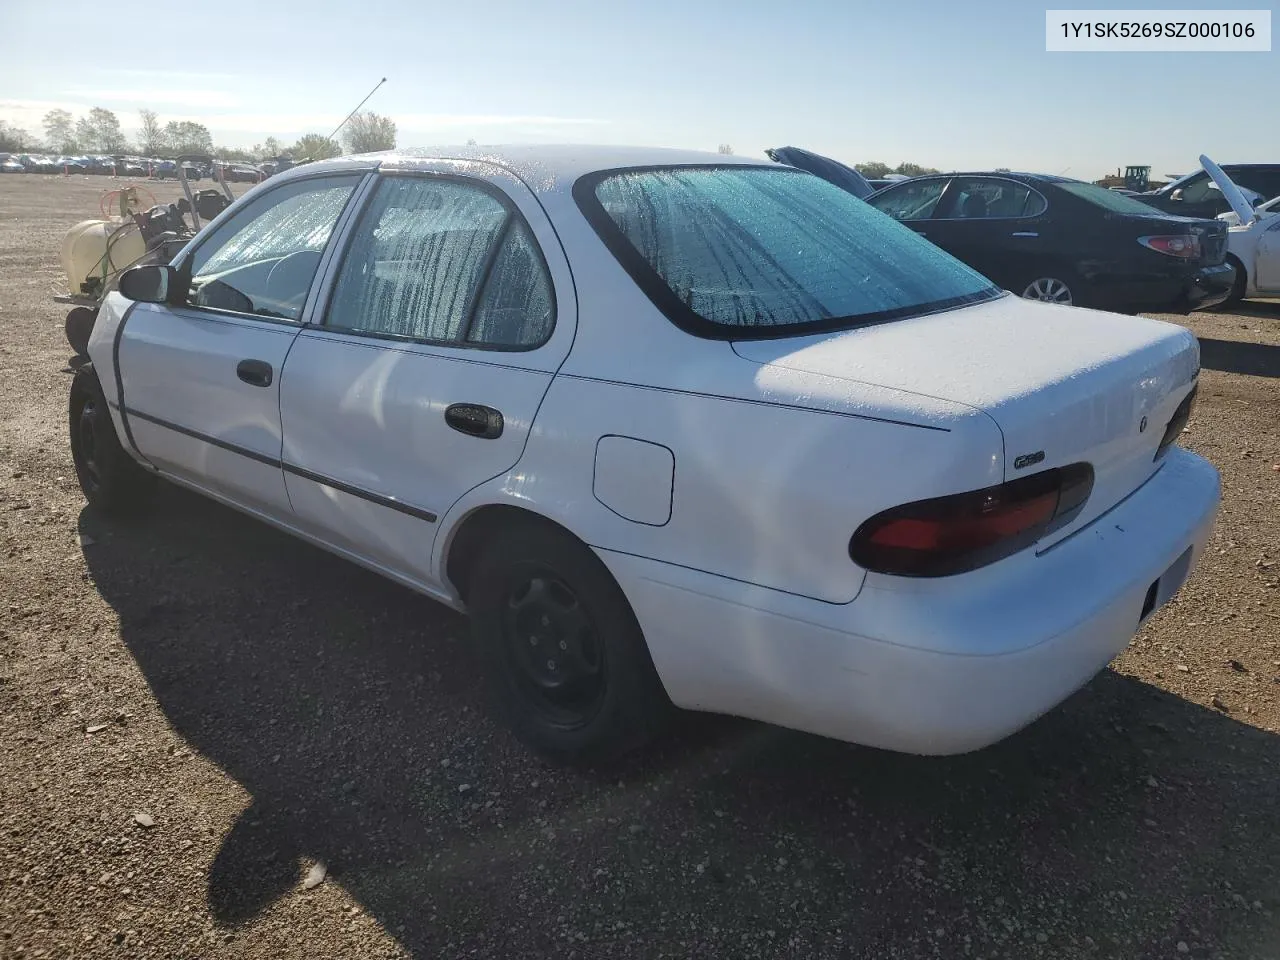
[1094,262,1235,313]
[601,448,1221,755]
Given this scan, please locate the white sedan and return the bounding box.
[69,146,1220,762]
[1204,155,1280,303]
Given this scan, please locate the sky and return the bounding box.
[1,0,1276,180]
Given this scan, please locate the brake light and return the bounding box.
[1155,385,1197,461]
[850,463,1094,577]
[1139,234,1201,259]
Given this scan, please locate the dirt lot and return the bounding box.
[1,175,1278,960]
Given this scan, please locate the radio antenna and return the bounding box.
[326,77,388,145]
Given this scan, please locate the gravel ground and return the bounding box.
[1,175,1278,960]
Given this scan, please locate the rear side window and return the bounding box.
[578,166,998,339]
[938,178,1048,219]
[325,176,554,349]
[1056,180,1177,215]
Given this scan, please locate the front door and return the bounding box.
[115,172,366,519]
[1256,218,1280,292]
[277,166,576,589]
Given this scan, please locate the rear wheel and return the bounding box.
[468,521,672,763]
[69,368,156,517]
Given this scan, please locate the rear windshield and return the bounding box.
[576,166,1000,339]
[1056,180,1168,215]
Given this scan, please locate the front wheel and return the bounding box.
[69,369,156,517]
[1019,274,1077,306]
[1219,255,1248,308]
[468,522,673,763]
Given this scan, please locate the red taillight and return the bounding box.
[1139,234,1201,259]
[850,463,1094,577]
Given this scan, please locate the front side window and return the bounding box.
[325,176,554,349]
[579,166,998,338]
[185,175,359,321]
[1168,172,1215,204]
[868,178,949,221]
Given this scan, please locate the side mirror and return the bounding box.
[117,264,176,303]
[1169,189,1184,201]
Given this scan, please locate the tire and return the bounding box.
[1017,270,1080,307]
[68,368,156,518]
[1219,255,1248,308]
[468,521,672,763]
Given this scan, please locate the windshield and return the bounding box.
[1056,180,1168,215]
[578,166,1000,339]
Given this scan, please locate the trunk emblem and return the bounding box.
[1013,450,1045,470]
[1139,416,1148,433]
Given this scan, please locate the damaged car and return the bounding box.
[1202,155,1280,305]
[65,146,1219,762]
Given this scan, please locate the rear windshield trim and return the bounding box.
[572,164,1003,342]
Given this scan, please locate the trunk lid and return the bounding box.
[732,294,1200,548]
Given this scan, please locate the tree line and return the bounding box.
[2,112,941,174]
[0,107,397,160]
[853,161,941,178]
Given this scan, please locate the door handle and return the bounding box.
[1011,231,1039,238]
[236,359,273,388]
[445,403,504,439]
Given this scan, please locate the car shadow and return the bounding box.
[1228,299,1280,321]
[79,486,1280,959]
[1197,336,1280,378]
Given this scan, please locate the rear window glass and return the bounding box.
[1056,180,1169,215]
[579,166,999,338]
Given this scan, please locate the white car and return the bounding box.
[69,146,1221,762]
[1204,155,1280,303]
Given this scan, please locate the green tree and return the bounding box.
[855,161,892,179]
[291,133,341,161]
[342,111,396,153]
[0,121,31,152]
[74,107,126,152]
[894,162,939,177]
[216,146,257,162]
[43,109,76,152]
[163,120,213,155]
[137,109,164,155]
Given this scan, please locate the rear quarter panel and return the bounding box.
[437,367,1006,605]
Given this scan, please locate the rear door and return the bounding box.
[277,164,576,588]
[924,176,1051,290]
[116,172,366,519]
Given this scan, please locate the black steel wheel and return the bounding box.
[68,367,155,517]
[503,570,607,728]
[469,520,672,763]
